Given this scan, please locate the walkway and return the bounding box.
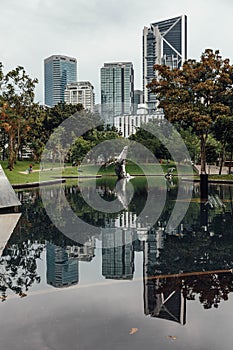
[195,164,229,175]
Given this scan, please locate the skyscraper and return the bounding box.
[44,55,77,107]
[64,81,95,111]
[143,15,187,111]
[101,62,134,122]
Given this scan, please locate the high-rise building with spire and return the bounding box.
[143,15,187,111]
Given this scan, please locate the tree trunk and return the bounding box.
[16,122,21,161]
[2,132,6,161]
[219,145,226,175]
[200,134,207,174]
[229,150,233,175]
[8,132,15,171]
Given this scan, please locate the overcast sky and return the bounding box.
[1,0,233,104]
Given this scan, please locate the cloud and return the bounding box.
[1,0,233,103]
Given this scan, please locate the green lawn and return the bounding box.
[0,160,68,185]
[0,159,196,185]
[209,174,233,181]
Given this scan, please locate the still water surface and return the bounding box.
[1,178,233,349]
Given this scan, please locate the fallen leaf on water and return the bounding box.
[167,335,177,340]
[129,328,138,335]
[19,293,27,298]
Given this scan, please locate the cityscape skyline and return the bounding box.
[1,0,233,105]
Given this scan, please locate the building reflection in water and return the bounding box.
[143,228,186,324]
[102,214,135,280]
[4,182,233,324]
[46,243,79,288]
[46,237,96,288]
[101,208,187,324]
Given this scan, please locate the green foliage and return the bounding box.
[0,64,38,170]
[212,115,233,173]
[70,127,122,164]
[148,49,233,173]
[205,135,221,164]
[129,121,170,160]
[179,127,200,162]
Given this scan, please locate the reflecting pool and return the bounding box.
[1,178,233,350]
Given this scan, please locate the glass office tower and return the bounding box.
[101,62,134,123]
[143,15,187,111]
[44,55,77,107]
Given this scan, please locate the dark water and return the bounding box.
[1,178,233,350]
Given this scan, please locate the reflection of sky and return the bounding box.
[1,183,233,348]
[1,277,233,350]
[22,239,144,293]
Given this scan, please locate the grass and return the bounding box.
[0,160,69,185]
[0,159,199,185]
[1,160,40,184]
[209,174,233,181]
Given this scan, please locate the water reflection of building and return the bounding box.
[101,211,155,280]
[46,243,79,288]
[102,212,136,279]
[69,237,96,262]
[144,278,186,324]
[143,228,186,324]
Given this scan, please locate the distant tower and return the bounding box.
[64,81,95,111]
[133,89,143,113]
[44,54,77,107]
[101,62,134,123]
[143,15,187,111]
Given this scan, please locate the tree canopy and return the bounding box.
[0,64,38,169]
[148,49,233,173]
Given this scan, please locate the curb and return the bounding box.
[12,179,66,189]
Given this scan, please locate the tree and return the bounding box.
[0,65,38,170]
[205,134,221,166]
[71,128,122,164]
[42,102,83,137]
[179,127,200,163]
[148,49,233,174]
[129,121,170,160]
[26,104,48,161]
[213,115,233,174]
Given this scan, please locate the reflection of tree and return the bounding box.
[17,188,95,246]
[182,272,233,309]
[149,271,233,311]
[146,221,233,311]
[0,241,43,301]
[156,230,233,276]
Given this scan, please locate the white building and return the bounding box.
[64,81,95,111]
[113,111,164,138]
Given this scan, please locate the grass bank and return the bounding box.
[0,160,195,185]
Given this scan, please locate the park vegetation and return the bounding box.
[146,49,233,174]
[1,49,233,175]
[0,63,120,170]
